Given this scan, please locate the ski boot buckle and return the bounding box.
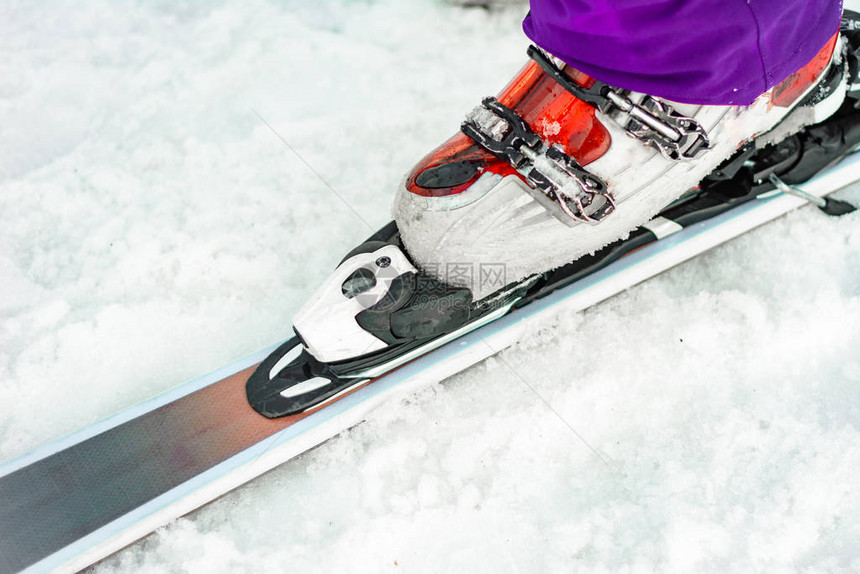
[605,92,711,160]
[528,46,710,161]
[462,97,616,225]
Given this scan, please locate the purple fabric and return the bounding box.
[523,0,843,105]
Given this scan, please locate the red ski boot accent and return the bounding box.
[771,32,839,108]
[406,60,611,198]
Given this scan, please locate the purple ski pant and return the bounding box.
[523,0,843,105]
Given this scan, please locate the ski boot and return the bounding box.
[394,32,848,299]
[247,13,860,418]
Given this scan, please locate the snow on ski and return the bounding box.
[1,152,858,574]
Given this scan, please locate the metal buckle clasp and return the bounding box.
[527,45,710,161]
[462,98,615,225]
[607,93,710,160]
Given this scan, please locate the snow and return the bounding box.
[1,0,859,572]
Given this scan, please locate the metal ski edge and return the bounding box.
[7,152,860,574]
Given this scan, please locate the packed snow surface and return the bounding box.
[1,1,859,572]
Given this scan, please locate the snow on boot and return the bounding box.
[393,33,848,299]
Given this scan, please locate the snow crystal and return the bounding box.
[539,119,563,137]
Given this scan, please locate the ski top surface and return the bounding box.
[0,154,857,574]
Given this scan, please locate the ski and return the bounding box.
[0,123,857,572]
